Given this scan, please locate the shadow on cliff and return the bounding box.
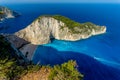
[5,34,37,61]
[6,34,30,48]
[33,45,120,80]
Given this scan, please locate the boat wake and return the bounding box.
[94,57,120,69]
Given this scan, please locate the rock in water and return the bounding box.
[0,6,20,20]
[15,15,106,45]
[4,15,106,60]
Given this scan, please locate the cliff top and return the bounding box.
[36,15,106,34]
[0,36,83,79]
[15,15,106,45]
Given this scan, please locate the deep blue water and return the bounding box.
[0,3,120,80]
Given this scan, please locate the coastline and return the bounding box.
[19,44,38,61]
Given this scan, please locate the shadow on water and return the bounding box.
[33,45,120,80]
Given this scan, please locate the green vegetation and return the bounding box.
[0,9,4,14]
[37,15,99,34]
[0,36,20,79]
[52,15,98,33]
[0,35,83,80]
[53,15,80,29]
[0,35,42,79]
[0,35,24,79]
[0,11,4,14]
[49,60,83,80]
[34,15,101,34]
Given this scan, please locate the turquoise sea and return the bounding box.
[0,3,120,80]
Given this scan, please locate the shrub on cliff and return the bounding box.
[49,60,83,80]
[0,35,83,80]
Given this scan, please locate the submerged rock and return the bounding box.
[0,6,20,21]
[15,15,106,45]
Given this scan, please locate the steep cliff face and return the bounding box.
[15,15,106,45]
[15,16,65,44]
[0,34,83,80]
[4,34,37,61]
[0,6,19,20]
[0,35,29,80]
[4,15,106,60]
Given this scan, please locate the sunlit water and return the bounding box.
[0,3,120,80]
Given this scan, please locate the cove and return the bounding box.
[33,44,120,80]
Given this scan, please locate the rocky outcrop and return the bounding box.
[4,34,37,61]
[15,15,106,45]
[0,35,29,64]
[3,15,106,60]
[19,67,50,80]
[0,6,20,20]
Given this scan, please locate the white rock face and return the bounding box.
[4,16,106,60]
[15,16,106,45]
[15,17,65,44]
[0,6,19,20]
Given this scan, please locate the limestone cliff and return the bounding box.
[3,34,37,61]
[4,15,106,61]
[0,35,83,80]
[15,15,106,45]
[0,6,20,20]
